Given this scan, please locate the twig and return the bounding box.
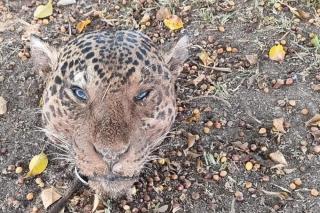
[48,177,85,213]
[183,95,231,108]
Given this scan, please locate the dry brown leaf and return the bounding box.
[272,117,286,133]
[156,7,171,20]
[157,205,169,213]
[76,19,91,33]
[261,189,289,200]
[311,84,320,92]
[269,150,288,166]
[187,133,196,149]
[199,51,215,66]
[41,187,62,209]
[269,44,286,62]
[306,114,320,127]
[286,4,310,19]
[164,15,184,30]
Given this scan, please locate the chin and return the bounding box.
[88,177,137,198]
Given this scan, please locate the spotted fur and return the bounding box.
[30,30,188,196]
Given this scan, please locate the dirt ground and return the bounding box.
[1,0,320,212]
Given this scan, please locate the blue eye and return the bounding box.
[134,90,150,101]
[71,86,88,101]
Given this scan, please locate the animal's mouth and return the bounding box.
[74,167,138,185]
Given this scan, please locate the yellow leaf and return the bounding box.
[26,152,48,177]
[76,19,91,33]
[34,0,53,19]
[164,15,183,30]
[41,187,61,209]
[199,51,215,66]
[269,44,286,62]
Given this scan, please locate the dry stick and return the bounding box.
[183,95,232,108]
[48,178,85,213]
[190,60,232,73]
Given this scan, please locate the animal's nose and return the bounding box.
[112,162,134,177]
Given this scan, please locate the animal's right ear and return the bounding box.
[30,35,58,75]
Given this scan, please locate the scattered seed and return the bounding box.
[245,162,253,171]
[213,174,220,181]
[226,46,232,52]
[301,108,309,115]
[219,170,227,177]
[158,158,165,165]
[288,100,296,106]
[217,48,224,54]
[245,181,252,188]
[218,26,225,32]
[280,40,286,45]
[15,167,23,174]
[261,176,270,182]
[203,127,210,134]
[311,188,319,196]
[26,192,34,201]
[294,178,302,186]
[123,205,130,210]
[205,121,213,127]
[191,192,200,200]
[220,156,227,163]
[177,184,184,191]
[313,145,320,154]
[259,128,267,134]
[234,191,244,201]
[285,78,294,85]
[289,182,296,190]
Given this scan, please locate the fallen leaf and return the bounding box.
[57,0,76,6]
[186,133,196,149]
[245,54,258,65]
[34,0,53,19]
[272,117,286,133]
[199,51,215,66]
[76,19,91,33]
[269,44,286,62]
[286,4,310,19]
[261,189,289,200]
[164,15,184,30]
[306,114,320,127]
[157,205,169,213]
[41,187,62,209]
[311,35,320,48]
[26,152,48,177]
[156,7,171,20]
[269,150,288,166]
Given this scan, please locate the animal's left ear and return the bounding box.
[164,35,189,80]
